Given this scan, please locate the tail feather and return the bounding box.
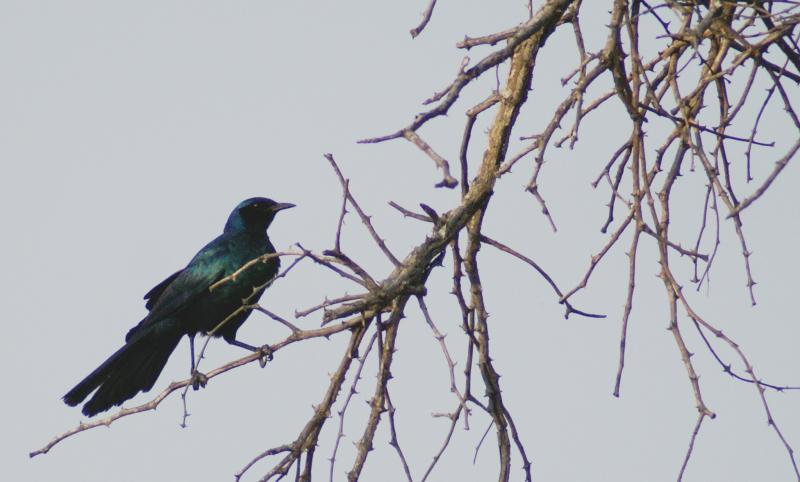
[63,324,183,417]
[63,343,128,408]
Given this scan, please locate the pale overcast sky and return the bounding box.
[3,2,799,481]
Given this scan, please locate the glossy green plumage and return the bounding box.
[63,198,293,416]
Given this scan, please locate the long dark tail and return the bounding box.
[63,323,183,417]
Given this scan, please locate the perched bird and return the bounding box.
[63,197,294,417]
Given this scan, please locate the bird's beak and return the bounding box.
[272,202,296,212]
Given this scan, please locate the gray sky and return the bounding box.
[3,2,799,481]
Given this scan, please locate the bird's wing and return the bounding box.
[147,245,228,320]
[128,237,230,339]
[143,269,183,310]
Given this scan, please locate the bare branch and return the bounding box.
[410,0,438,38]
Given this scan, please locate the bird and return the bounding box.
[63,197,294,417]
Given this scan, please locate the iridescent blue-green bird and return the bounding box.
[63,198,294,416]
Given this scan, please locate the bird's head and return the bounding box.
[225,197,295,233]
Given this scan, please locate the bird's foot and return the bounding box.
[190,370,208,390]
[257,344,274,368]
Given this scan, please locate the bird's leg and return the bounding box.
[227,339,274,368]
[188,335,207,390]
[190,334,196,372]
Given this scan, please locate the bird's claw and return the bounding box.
[190,370,208,390]
[257,344,274,368]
